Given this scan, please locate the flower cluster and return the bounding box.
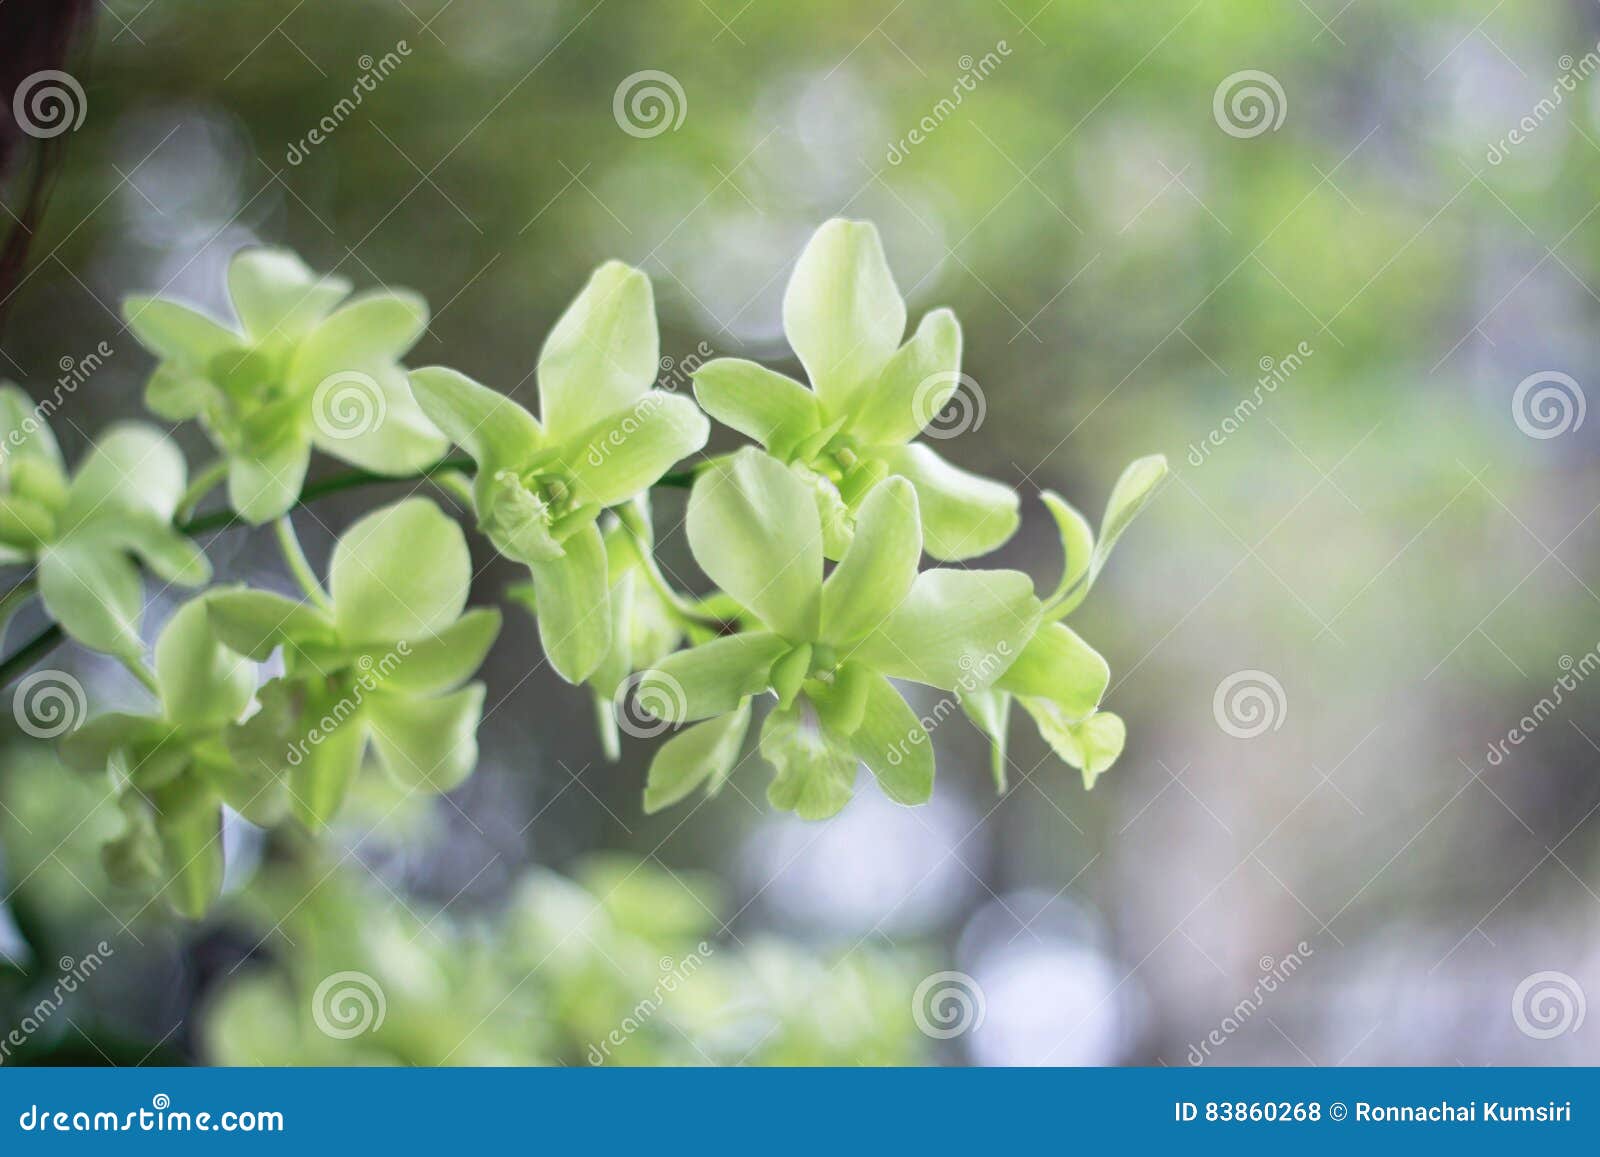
[2,219,1164,915]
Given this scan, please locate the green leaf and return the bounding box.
[995,621,1109,721]
[227,436,312,525]
[637,631,789,723]
[351,607,501,695]
[537,261,658,443]
[121,296,242,365]
[643,699,752,814]
[761,697,857,820]
[0,494,57,550]
[565,391,709,507]
[820,477,921,646]
[686,448,822,641]
[526,521,611,683]
[63,424,187,525]
[330,497,470,643]
[37,540,145,658]
[850,568,1039,693]
[1041,491,1094,606]
[409,365,544,477]
[205,587,337,660]
[781,219,905,413]
[226,248,349,344]
[1052,454,1167,617]
[849,308,962,446]
[691,359,821,459]
[366,684,486,794]
[849,673,933,806]
[154,598,255,727]
[961,687,1012,792]
[872,443,1018,561]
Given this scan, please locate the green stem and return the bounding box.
[274,517,331,610]
[118,655,161,696]
[176,458,228,521]
[614,503,723,627]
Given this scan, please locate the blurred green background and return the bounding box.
[2,0,1599,1065]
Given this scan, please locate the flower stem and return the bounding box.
[274,517,331,610]
[176,458,228,521]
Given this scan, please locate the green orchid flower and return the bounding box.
[0,386,209,659]
[203,497,501,828]
[408,261,709,684]
[634,446,1071,820]
[692,218,1018,561]
[60,597,265,918]
[963,453,1168,791]
[122,248,447,524]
